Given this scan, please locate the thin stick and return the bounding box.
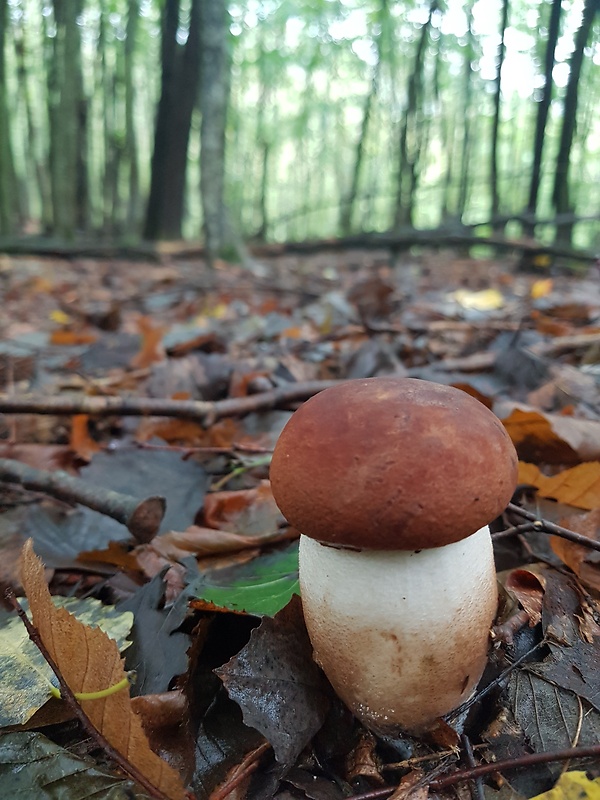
[0,380,342,426]
[6,590,180,800]
[0,458,164,543]
[507,503,600,553]
[348,743,600,800]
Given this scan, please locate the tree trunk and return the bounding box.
[0,0,19,235]
[199,0,231,262]
[553,0,598,246]
[48,0,87,239]
[124,0,140,232]
[144,0,201,240]
[456,2,475,221]
[525,0,562,234]
[393,0,438,229]
[490,0,509,231]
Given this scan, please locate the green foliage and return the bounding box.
[188,542,300,617]
[0,0,598,246]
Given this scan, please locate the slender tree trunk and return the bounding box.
[48,0,87,238]
[393,0,438,229]
[339,0,390,235]
[199,0,231,261]
[0,0,19,234]
[124,0,140,232]
[490,0,509,231]
[456,2,475,221]
[553,0,598,245]
[14,15,52,231]
[525,0,562,233]
[144,0,201,240]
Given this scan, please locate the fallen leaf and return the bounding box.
[501,407,600,464]
[20,540,187,799]
[529,771,600,800]
[216,596,330,765]
[551,508,600,593]
[0,731,152,797]
[518,461,600,510]
[188,542,299,617]
[70,414,101,461]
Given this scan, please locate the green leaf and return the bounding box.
[0,599,133,727]
[188,542,300,617]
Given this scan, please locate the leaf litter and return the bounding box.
[1,251,600,797]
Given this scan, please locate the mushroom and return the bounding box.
[270,377,518,734]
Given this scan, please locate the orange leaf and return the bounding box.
[518,461,600,510]
[20,540,187,800]
[70,415,101,461]
[131,317,166,369]
[502,407,600,463]
[50,329,97,346]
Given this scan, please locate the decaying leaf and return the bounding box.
[216,596,330,766]
[529,771,600,800]
[0,596,133,727]
[0,731,152,798]
[20,540,187,800]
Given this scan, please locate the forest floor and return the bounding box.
[1,247,600,800]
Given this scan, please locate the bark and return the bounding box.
[552,0,598,245]
[393,0,439,228]
[144,0,201,240]
[48,0,87,238]
[456,3,475,221]
[199,0,231,262]
[525,0,562,233]
[0,0,18,234]
[124,0,140,231]
[14,16,52,231]
[490,0,509,230]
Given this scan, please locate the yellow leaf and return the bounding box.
[50,309,72,325]
[451,288,504,310]
[20,540,187,799]
[531,278,554,299]
[529,771,600,800]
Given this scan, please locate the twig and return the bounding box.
[460,734,485,800]
[348,743,600,800]
[209,742,271,800]
[0,380,342,426]
[0,458,164,542]
[6,590,179,800]
[507,503,600,553]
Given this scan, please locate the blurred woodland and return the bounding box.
[0,0,598,261]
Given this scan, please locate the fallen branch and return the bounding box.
[0,380,342,426]
[0,458,164,542]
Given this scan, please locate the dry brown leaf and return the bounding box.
[20,539,187,800]
[131,316,167,369]
[518,461,600,510]
[551,508,600,594]
[70,414,101,461]
[500,407,600,464]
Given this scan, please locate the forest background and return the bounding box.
[0,0,598,262]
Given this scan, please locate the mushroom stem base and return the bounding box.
[299,528,498,734]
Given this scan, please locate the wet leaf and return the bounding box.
[0,731,152,798]
[217,596,330,766]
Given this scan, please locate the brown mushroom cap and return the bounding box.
[270,377,518,550]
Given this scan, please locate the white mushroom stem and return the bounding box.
[299,527,498,734]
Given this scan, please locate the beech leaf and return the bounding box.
[19,540,187,800]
